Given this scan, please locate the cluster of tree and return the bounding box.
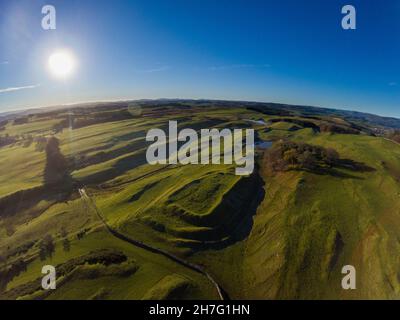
[56,250,127,275]
[268,117,361,135]
[264,140,340,172]
[319,123,360,135]
[0,134,49,149]
[60,227,70,252]
[0,134,17,147]
[44,137,71,186]
[39,234,55,261]
[13,117,29,125]
[1,250,129,298]
[0,259,28,292]
[50,109,134,133]
[246,106,292,116]
[34,136,48,152]
[5,240,36,260]
[0,120,8,132]
[269,118,320,132]
[72,110,133,129]
[0,133,47,149]
[77,228,90,240]
[21,134,34,147]
[52,119,69,133]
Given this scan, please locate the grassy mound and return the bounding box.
[141,274,192,300]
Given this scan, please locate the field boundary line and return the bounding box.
[78,187,227,300]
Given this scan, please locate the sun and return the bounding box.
[48,50,76,79]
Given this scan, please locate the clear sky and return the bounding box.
[0,0,399,117]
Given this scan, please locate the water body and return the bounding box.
[255,140,272,149]
[245,119,267,125]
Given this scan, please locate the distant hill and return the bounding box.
[240,101,400,129]
[2,99,400,129]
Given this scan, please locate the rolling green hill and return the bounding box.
[1,100,400,299]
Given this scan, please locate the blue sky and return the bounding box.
[0,0,399,117]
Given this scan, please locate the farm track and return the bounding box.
[78,187,229,300]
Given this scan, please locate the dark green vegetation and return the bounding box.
[1,99,400,299]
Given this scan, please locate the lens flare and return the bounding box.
[48,50,76,79]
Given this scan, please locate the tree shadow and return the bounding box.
[185,166,266,252]
[294,158,375,180]
[335,159,376,173]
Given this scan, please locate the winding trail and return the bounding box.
[78,187,228,300]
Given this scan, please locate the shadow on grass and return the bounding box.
[0,184,73,220]
[185,167,266,252]
[294,158,376,180]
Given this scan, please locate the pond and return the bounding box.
[246,119,267,125]
[255,140,273,149]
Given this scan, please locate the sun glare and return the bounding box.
[48,50,76,79]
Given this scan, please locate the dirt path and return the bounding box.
[78,187,228,300]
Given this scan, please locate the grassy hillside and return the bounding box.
[1,100,400,299]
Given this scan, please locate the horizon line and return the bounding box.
[1,97,399,121]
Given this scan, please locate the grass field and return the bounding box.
[1,100,400,299]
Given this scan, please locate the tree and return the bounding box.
[60,227,67,238]
[283,149,298,166]
[39,246,47,261]
[39,234,55,260]
[265,140,342,173]
[34,136,47,152]
[60,227,70,252]
[52,119,69,134]
[22,134,33,148]
[298,150,317,170]
[62,238,71,252]
[325,148,340,167]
